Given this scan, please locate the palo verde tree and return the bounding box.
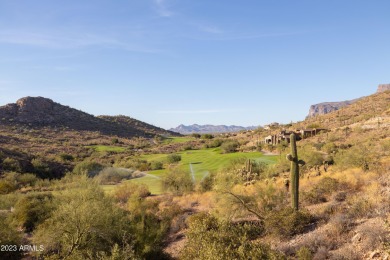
[286,133,305,210]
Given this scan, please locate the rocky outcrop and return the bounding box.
[307,99,359,118]
[377,84,390,93]
[0,96,178,138]
[169,124,257,134]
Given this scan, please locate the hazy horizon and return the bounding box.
[1,1,389,128]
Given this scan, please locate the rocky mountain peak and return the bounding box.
[0,96,178,138]
[377,84,390,93]
[16,96,55,112]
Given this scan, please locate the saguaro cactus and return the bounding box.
[286,133,305,210]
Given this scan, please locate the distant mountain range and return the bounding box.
[0,96,179,138]
[169,124,258,134]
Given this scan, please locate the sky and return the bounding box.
[0,1,389,129]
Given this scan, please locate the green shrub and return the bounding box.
[0,215,22,260]
[32,182,135,259]
[197,173,214,192]
[166,154,181,164]
[0,172,38,194]
[73,161,104,177]
[2,157,21,172]
[181,212,281,260]
[114,182,150,203]
[12,193,54,232]
[265,208,313,238]
[122,158,150,171]
[220,140,240,153]
[95,167,135,184]
[334,144,379,171]
[182,144,193,151]
[150,161,163,170]
[322,142,338,154]
[201,134,214,139]
[207,139,223,148]
[17,173,38,187]
[296,246,312,260]
[59,153,74,162]
[31,158,51,178]
[161,168,193,195]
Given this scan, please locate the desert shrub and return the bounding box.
[122,158,150,171]
[58,153,74,162]
[0,193,22,210]
[73,161,104,177]
[161,168,193,195]
[334,144,379,171]
[95,167,135,184]
[12,193,54,232]
[181,212,281,260]
[346,197,374,219]
[300,147,324,170]
[313,142,325,151]
[333,191,347,202]
[0,178,18,194]
[328,214,354,236]
[127,197,173,259]
[220,140,240,153]
[201,134,214,139]
[31,158,51,178]
[150,161,163,170]
[191,133,201,138]
[182,144,193,151]
[0,172,38,194]
[296,246,312,260]
[166,154,181,164]
[2,157,21,172]
[114,182,150,203]
[32,182,135,259]
[322,142,338,154]
[303,177,339,204]
[17,173,38,187]
[307,123,322,129]
[0,215,23,260]
[204,138,224,148]
[196,173,214,192]
[265,208,313,238]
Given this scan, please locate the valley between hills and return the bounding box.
[0,88,389,259]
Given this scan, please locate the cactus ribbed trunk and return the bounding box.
[290,133,299,211]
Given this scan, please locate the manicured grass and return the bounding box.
[127,148,278,195]
[87,145,126,152]
[162,136,193,144]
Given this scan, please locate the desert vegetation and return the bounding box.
[0,91,389,259]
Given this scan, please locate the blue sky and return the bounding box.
[0,1,389,129]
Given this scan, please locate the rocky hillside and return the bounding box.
[170,124,257,134]
[0,96,177,138]
[307,98,360,118]
[307,84,389,118]
[377,84,390,93]
[300,90,390,130]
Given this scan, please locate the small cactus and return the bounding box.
[286,133,305,210]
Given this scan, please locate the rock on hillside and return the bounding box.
[0,96,177,138]
[377,84,390,93]
[307,99,359,118]
[169,124,257,134]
